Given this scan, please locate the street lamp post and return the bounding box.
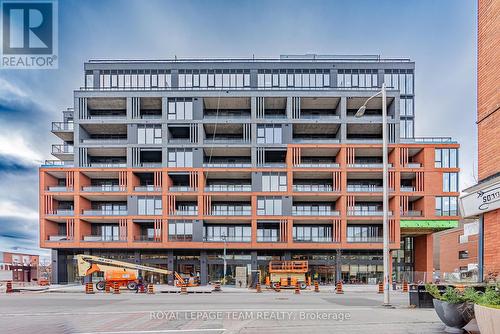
[355,82,391,307]
[222,234,227,285]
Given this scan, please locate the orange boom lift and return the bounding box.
[267,260,309,289]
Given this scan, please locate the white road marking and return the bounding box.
[73,330,225,334]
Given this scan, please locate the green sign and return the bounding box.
[400,220,458,229]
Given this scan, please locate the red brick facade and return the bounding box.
[437,228,478,274]
[478,0,500,276]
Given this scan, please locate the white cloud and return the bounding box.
[0,132,43,165]
[0,200,39,220]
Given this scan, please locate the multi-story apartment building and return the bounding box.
[40,55,460,285]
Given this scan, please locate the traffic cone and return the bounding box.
[336,281,344,294]
[265,276,270,287]
[378,282,383,294]
[113,281,120,294]
[6,281,13,293]
[105,282,111,293]
[402,281,408,293]
[294,281,300,294]
[147,284,154,294]
[314,280,319,293]
[85,282,94,294]
[256,281,262,293]
[180,284,187,295]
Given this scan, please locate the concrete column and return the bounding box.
[414,234,433,283]
[51,249,59,284]
[200,251,208,285]
[336,249,342,283]
[167,250,175,285]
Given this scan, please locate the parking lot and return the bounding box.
[0,286,446,334]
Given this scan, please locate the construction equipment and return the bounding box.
[268,260,309,290]
[76,254,172,291]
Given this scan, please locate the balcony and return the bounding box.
[52,122,74,131]
[135,185,161,192]
[204,138,250,144]
[47,186,72,192]
[81,138,127,145]
[133,235,161,242]
[204,236,251,242]
[293,236,333,243]
[47,209,74,216]
[52,145,74,159]
[347,185,384,192]
[42,160,74,167]
[205,184,252,192]
[203,162,252,168]
[293,184,333,192]
[89,162,127,168]
[347,236,383,243]
[292,207,339,216]
[173,208,198,216]
[400,137,456,144]
[82,235,123,242]
[47,235,71,241]
[82,210,128,216]
[404,163,422,168]
[348,163,393,168]
[256,235,280,242]
[169,186,195,192]
[299,114,340,120]
[210,206,252,216]
[82,185,123,192]
[292,138,340,144]
[401,210,422,217]
[295,162,339,168]
[400,186,416,192]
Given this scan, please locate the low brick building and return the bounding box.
[0,252,39,283]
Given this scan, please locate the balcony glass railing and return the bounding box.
[47,186,72,192]
[293,184,333,192]
[204,138,250,144]
[203,162,252,168]
[347,185,384,192]
[82,210,128,216]
[299,114,340,120]
[89,163,127,168]
[173,209,198,216]
[348,210,393,216]
[293,138,340,143]
[133,235,160,242]
[295,162,339,168]
[256,235,280,243]
[82,235,123,242]
[210,207,252,216]
[204,236,251,242]
[47,209,74,216]
[82,185,123,192]
[400,186,416,192]
[347,236,383,243]
[52,145,74,154]
[135,185,161,192]
[348,163,393,168]
[42,160,74,167]
[81,138,127,144]
[169,186,194,192]
[401,210,422,217]
[88,114,127,119]
[205,184,252,192]
[139,162,162,167]
[48,235,71,241]
[52,122,74,131]
[292,208,339,216]
[293,236,333,243]
[404,163,422,168]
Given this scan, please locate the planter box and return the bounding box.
[433,299,474,334]
[475,304,500,334]
[409,284,448,308]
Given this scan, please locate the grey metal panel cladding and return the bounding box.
[193,148,203,167]
[282,124,292,144]
[128,124,138,143]
[282,196,292,216]
[252,172,262,192]
[128,196,138,215]
[192,220,203,242]
[193,97,203,120]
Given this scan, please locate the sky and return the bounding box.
[0,0,478,258]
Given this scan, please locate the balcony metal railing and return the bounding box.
[82,185,123,192]
[295,162,340,168]
[204,236,251,242]
[348,210,393,216]
[135,185,161,192]
[299,114,340,120]
[81,138,127,144]
[89,163,127,168]
[168,138,191,143]
[203,162,252,168]
[401,210,422,217]
[348,163,393,168]
[405,163,422,168]
[292,208,339,216]
[401,137,455,143]
[48,235,71,241]
[204,138,250,144]
[52,145,74,154]
[347,185,384,192]
[293,184,333,192]
[42,160,74,167]
[400,186,416,192]
[82,210,128,216]
[88,114,127,119]
[258,163,287,168]
[47,186,72,192]
[210,207,252,216]
[205,184,252,192]
[203,114,251,120]
[293,138,340,143]
[169,186,194,192]
[347,236,383,243]
[139,162,162,168]
[173,209,198,216]
[47,209,74,216]
[82,235,123,242]
[52,122,74,131]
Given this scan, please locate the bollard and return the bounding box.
[256,281,262,293]
[85,282,95,294]
[402,281,409,293]
[378,282,383,294]
[180,284,187,295]
[294,281,300,294]
[147,284,154,294]
[314,280,319,293]
[336,281,344,294]
[113,281,120,294]
[6,281,13,293]
[105,281,111,293]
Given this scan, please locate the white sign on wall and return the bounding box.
[463,221,479,236]
[460,179,500,217]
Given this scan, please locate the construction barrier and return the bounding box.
[402,281,408,293]
[6,281,13,293]
[105,282,111,293]
[85,282,95,294]
[147,284,154,294]
[212,282,221,292]
[256,281,262,293]
[378,282,383,294]
[113,282,120,294]
[314,280,319,293]
[294,281,300,294]
[336,281,344,294]
[180,284,187,295]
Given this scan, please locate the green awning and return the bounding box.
[400,220,458,229]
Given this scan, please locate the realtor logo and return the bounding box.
[1,0,58,68]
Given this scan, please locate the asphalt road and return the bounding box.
[0,289,446,334]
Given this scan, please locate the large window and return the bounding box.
[347,225,382,242]
[167,99,193,120]
[257,196,283,215]
[400,119,414,139]
[443,173,459,192]
[458,250,469,260]
[293,225,332,242]
[262,172,287,191]
[168,220,193,241]
[91,224,119,241]
[204,225,251,242]
[167,149,193,167]
[98,70,171,89]
[435,196,458,216]
[384,69,414,95]
[435,148,458,168]
[178,69,250,89]
[257,125,282,144]
[137,124,162,144]
[257,69,330,88]
[399,98,414,117]
[337,69,378,88]
[138,196,162,215]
